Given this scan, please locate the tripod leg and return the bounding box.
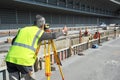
[44,40,51,80]
[50,40,64,80]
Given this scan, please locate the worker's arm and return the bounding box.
[39,32,64,41]
[39,26,67,41]
[37,26,67,43]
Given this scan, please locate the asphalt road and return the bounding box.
[35,37,120,80]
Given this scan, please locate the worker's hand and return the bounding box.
[62,25,68,35]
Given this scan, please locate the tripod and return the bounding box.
[35,40,64,80]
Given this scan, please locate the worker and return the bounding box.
[93,30,100,39]
[93,32,98,39]
[5,14,68,80]
[84,27,89,36]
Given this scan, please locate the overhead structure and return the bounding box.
[0,0,120,29]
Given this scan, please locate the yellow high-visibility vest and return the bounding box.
[6,26,44,66]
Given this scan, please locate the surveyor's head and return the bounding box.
[35,14,46,28]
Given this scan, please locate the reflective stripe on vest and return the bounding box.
[13,30,43,52]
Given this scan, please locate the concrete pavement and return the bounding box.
[35,37,120,80]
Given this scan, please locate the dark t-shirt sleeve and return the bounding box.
[39,32,63,42]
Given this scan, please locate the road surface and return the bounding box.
[35,37,120,80]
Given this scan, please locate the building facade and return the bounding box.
[0,0,120,29]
